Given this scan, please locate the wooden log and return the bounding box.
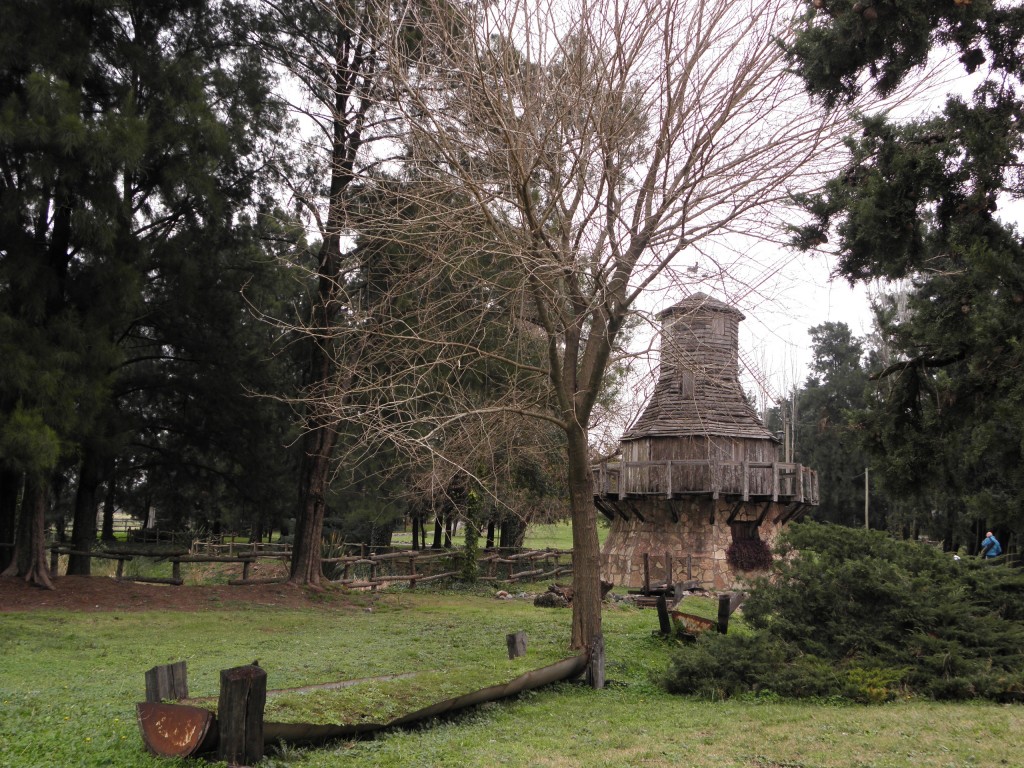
[172,559,181,583]
[506,631,527,659]
[129,576,184,586]
[227,577,285,586]
[145,661,189,703]
[218,664,266,767]
[137,702,217,758]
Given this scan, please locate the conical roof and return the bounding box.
[621,293,776,442]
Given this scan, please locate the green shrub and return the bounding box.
[663,522,1024,701]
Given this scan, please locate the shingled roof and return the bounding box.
[621,293,776,442]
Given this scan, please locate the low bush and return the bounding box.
[663,522,1024,701]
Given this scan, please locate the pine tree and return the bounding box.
[0,0,288,583]
[788,0,1024,548]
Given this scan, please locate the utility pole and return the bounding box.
[864,467,870,530]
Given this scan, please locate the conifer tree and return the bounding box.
[788,0,1024,544]
[0,0,288,584]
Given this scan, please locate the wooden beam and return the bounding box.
[726,501,744,525]
[666,499,681,524]
[594,498,616,521]
[626,500,645,522]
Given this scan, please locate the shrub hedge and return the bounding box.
[663,522,1024,701]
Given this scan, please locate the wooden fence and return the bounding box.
[46,544,572,589]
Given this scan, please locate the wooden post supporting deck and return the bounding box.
[218,664,266,766]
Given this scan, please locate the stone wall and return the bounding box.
[600,497,787,590]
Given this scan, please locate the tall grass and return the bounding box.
[1,588,1020,767]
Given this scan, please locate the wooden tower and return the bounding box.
[594,293,818,590]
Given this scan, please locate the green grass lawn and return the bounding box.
[1,587,1020,767]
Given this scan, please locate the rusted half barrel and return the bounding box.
[136,702,218,758]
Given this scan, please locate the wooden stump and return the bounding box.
[506,631,528,659]
[585,635,605,690]
[218,664,266,766]
[145,661,189,703]
[656,595,672,636]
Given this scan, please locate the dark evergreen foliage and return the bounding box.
[663,522,1024,701]
[787,0,1024,544]
[0,0,297,577]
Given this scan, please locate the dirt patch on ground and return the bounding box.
[0,574,360,613]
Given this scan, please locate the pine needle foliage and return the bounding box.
[664,522,1024,701]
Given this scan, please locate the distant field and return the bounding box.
[1,586,1020,768]
[392,520,607,551]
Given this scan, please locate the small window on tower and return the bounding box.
[679,370,695,397]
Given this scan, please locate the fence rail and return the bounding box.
[46,544,572,589]
[592,459,819,505]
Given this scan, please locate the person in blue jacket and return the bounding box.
[980,531,1002,559]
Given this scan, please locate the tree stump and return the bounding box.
[145,661,189,703]
[506,631,528,659]
[218,664,266,766]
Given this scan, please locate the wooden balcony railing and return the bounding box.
[591,460,819,505]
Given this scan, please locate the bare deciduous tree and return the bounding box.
[303,0,871,665]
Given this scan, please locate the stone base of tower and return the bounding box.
[599,497,788,591]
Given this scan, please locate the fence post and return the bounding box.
[218,664,266,766]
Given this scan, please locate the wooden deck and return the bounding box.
[591,460,819,505]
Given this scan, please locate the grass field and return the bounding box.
[1,583,1021,768]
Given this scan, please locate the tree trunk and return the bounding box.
[100,461,116,543]
[411,515,420,551]
[288,423,337,588]
[0,470,21,572]
[69,450,102,574]
[566,423,601,655]
[1,475,54,589]
[431,515,443,549]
